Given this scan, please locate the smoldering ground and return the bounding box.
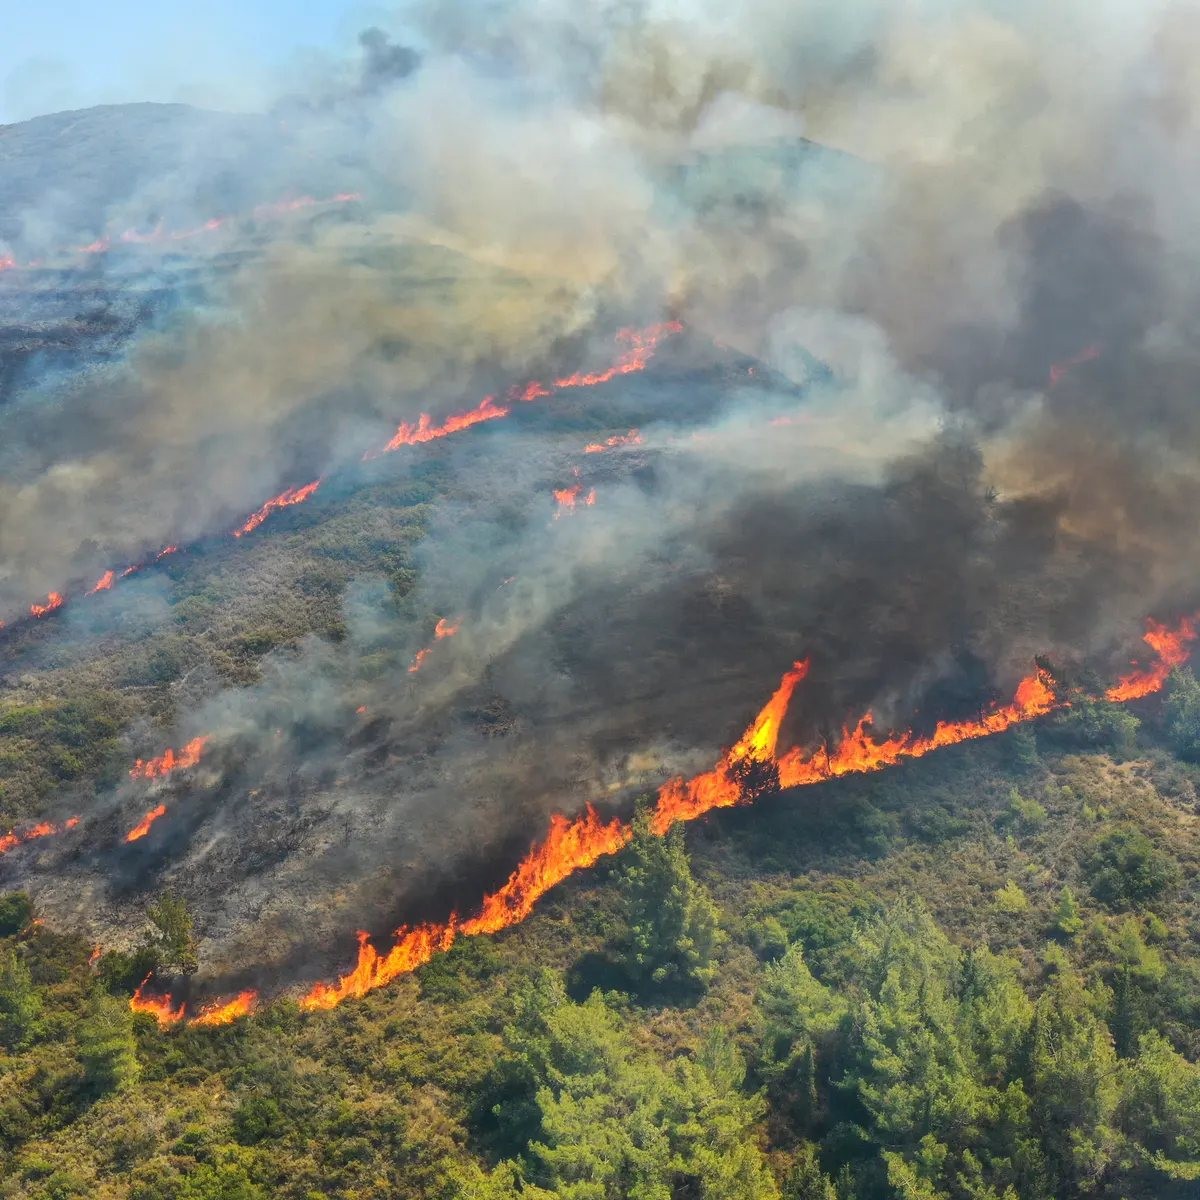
[7,1,1200,990]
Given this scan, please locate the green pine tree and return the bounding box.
[618,811,721,993]
[1026,967,1119,1193]
[1052,886,1084,938]
[77,993,140,1095]
[0,948,42,1050]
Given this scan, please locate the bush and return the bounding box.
[1083,828,1181,909]
[1163,667,1200,762]
[0,891,34,937]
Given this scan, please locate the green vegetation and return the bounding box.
[0,710,1198,1199]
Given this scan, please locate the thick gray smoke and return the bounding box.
[6,0,1200,982]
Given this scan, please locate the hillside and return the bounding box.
[2,4,1200,1194]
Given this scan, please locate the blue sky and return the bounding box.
[0,1,380,122]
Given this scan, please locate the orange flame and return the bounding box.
[30,592,64,618]
[87,570,115,595]
[774,669,1057,790]
[4,193,360,275]
[584,429,642,454]
[459,806,630,936]
[367,323,682,462]
[0,816,79,856]
[125,804,168,843]
[1106,615,1198,701]
[130,977,186,1026]
[301,658,1058,1010]
[1048,343,1101,386]
[299,805,627,1011]
[408,617,462,673]
[553,322,683,389]
[233,480,321,538]
[130,735,209,780]
[367,395,511,460]
[553,484,597,514]
[190,990,258,1027]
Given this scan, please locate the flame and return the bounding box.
[233,480,321,538]
[5,324,681,631]
[367,323,682,462]
[190,990,258,1027]
[130,735,209,780]
[408,616,462,673]
[125,804,168,842]
[584,429,642,454]
[553,322,683,390]
[553,484,597,514]
[299,805,627,1011]
[774,669,1057,789]
[186,607,1190,1014]
[88,945,102,968]
[458,806,630,936]
[30,592,64,618]
[367,395,511,460]
[649,661,810,834]
[130,977,186,1026]
[1048,343,1102,386]
[1106,615,1198,701]
[0,816,79,856]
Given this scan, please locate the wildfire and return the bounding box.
[367,323,682,462]
[30,592,64,618]
[1048,343,1102,386]
[553,322,683,390]
[775,669,1057,789]
[367,395,511,460]
[130,977,185,1026]
[1106,615,1198,702]
[130,735,209,780]
[5,192,363,273]
[233,480,322,538]
[408,616,462,673]
[584,429,642,454]
[190,990,258,1027]
[553,483,597,514]
[0,816,79,856]
[125,804,168,843]
[299,805,627,1011]
[141,605,1198,1018]
[4,324,682,632]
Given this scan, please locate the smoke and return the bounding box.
[357,28,421,94]
[8,0,1200,982]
